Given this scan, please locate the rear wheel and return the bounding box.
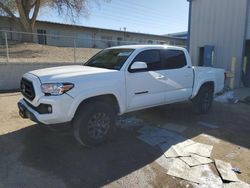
[73,101,116,146]
[192,86,214,114]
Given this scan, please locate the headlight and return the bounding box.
[41,83,74,96]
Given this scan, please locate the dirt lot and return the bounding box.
[0,93,250,188]
[0,43,101,63]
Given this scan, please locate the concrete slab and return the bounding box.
[155,155,175,172]
[223,181,250,188]
[137,125,186,147]
[117,116,143,129]
[137,134,168,146]
[159,123,187,133]
[167,159,222,185]
[193,164,223,188]
[137,126,160,135]
[164,139,195,158]
[167,158,201,184]
[215,160,239,182]
[185,142,213,158]
[180,154,213,167]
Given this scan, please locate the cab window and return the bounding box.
[161,50,187,69]
[130,50,162,72]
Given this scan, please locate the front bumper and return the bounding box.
[18,101,40,123]
[18,94,75,125]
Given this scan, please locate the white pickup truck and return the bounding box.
[18,45,225,145]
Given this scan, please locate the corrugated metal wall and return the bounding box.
[189,0,248,87]
[246,2,250,39]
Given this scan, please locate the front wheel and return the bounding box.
[192,86,214,114]
[73,101,116,146]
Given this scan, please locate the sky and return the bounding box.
[38,0,189,36]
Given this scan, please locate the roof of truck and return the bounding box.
[108,45,186,51]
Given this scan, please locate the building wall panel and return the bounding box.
[189,0,248,87]
[246,1,250,39]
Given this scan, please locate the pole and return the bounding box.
[230,57,236,89]
[4,32,9,62]
[243,56,247,75]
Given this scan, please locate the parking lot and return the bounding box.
[0,92,250,188]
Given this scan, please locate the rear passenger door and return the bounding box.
[161,49,194,102]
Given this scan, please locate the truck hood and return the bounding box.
[29,65,117,83]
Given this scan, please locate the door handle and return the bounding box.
[156,75,165,79]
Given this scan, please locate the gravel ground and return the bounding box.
[0,43,101,63]
[0,93,250,187]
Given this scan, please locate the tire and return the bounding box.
[192,86,214,114]
[73,101,116,146]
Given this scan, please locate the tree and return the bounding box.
[0,0,92,41]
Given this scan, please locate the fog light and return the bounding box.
[37,104,52,114]
[48,106,52,113]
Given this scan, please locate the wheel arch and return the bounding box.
[192,81,215,98]
[74,94,121,117]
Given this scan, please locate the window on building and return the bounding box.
[131,50,162,71]
[148,40,153,44]
[161,50,187,69]
[101,36,112,47]
[117,37,123,45]
[37,29,47,45]
[101,36,112,42]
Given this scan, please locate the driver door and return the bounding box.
[125,49,166,111]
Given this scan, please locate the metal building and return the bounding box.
[187,0,250,88]
[0,16,186,49]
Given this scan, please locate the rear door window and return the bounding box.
[161,50,187,70]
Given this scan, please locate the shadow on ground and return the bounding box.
[1,101,250,187]
[1,124,165,187]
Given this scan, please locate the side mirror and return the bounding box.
[130,61,148,72]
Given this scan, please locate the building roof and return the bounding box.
[165,31,188,40]
[37,19,180,39]
[0,16,185,41]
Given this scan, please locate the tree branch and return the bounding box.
[31,0,36,8]
[16,0,30,31]
[31,0,40,28]
[0,1,16,18]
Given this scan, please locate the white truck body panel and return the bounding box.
[18,45,225,125]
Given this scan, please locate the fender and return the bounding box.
[191,78,215,99]
[67,87,126,120]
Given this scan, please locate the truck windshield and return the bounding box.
[84,48,134,70]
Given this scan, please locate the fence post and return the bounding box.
[74,38,76,63]
[4,32,9,63]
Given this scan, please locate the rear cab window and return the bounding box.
[161,49,187,70]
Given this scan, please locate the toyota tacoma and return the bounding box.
[18,45,225,145]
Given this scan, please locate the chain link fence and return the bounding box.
[0,30,185,63]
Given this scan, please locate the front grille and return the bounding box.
[20,78,35,101]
